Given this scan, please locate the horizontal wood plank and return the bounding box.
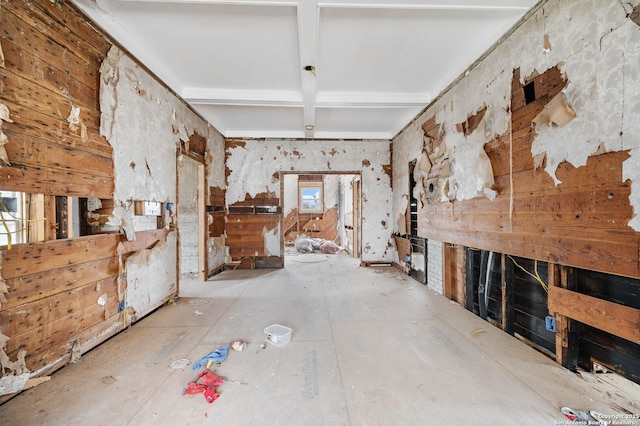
[548,286,640,345]
[0,234,120,279]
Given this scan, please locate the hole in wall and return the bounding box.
[428,183,435,193]
[523,81,536,105]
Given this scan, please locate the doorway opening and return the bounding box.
[177,155,207,286]
[281,172,361,264]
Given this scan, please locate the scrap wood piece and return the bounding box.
[22,376,51,390]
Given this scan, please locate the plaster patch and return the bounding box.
[125,232,176,316]
[0,333,28,377]
[0,102,13,166]
[0,373,30,396]
[108,202,136,241]
[97,293,107,306]
[623,148,640,231]
[262,225,280,257]
[67,104,88,142]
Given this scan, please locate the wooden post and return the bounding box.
[552,265,579,370]
[443,243,452,299]
[198,163,207,282]
[502,253,515,335]
[465,248,475,312]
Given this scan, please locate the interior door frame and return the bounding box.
[280,171,362,262]
[176,154,207,291]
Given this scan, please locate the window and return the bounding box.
[299,181,323,214]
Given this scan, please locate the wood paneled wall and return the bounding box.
[0,1,182,399]
[0,231,167,378]
[0,0,114,198]
[418,66,639,280]
[225,192,279,260]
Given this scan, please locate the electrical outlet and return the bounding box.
[143,201,162,216]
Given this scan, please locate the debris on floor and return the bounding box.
[192,344,229,370]
[183,370,225,404]
[560,406,608,424]
[264,324,292,347]
[193,310,204,316]
[470,328,485,337]
[294,235,343,254]
[170,358,190,369]
[231,340,246,351]
[101,375,117,384]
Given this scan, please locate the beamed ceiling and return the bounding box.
[73,0,538,140]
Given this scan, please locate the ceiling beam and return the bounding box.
[317,2,531,11]
[183,88,304,106]
[316,91,430,108]
[297,1,319,137]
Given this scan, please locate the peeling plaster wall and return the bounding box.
[394,0,640,232]
[206,128,228,271]
[124,233,177,317]
[227,140,392,261]
[100,45,220,290]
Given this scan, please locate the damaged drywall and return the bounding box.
[226,140,392,262]
[124,232,177,317]
[99,45,223,304]
[262,225,280,256]
[106,201,136,241]
[393,0,640,231]
[100,46,209,204]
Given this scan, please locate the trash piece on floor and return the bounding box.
[194,310,204,316]
[260,343,266,349]
[205,359,212,370]
[470,328,485,337]
[319,240,342,254]
[192,344,229,370]
[170,358,190,369]
[231,340,246,351]
[101,375,117,384]
[264,324,292,347]
[183,370,225,404]
[560,406,604,423]
[294,235,343,254]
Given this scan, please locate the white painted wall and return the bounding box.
[226,140,393,262]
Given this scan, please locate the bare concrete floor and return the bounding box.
[1,250,639,425]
